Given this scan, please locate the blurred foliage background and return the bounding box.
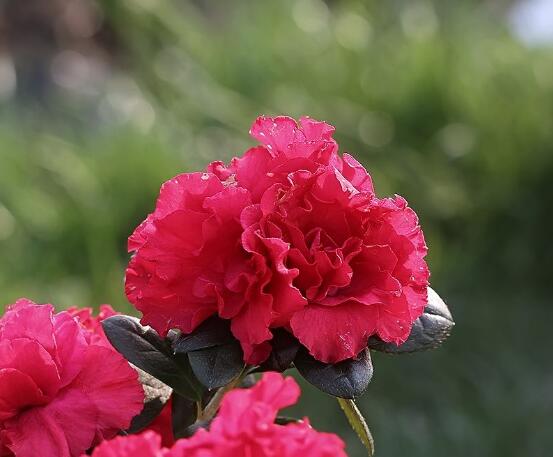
[1,0,552,455]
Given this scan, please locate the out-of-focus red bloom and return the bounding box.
[173,372,347,457]
[126,115,429,364]
[87,431,169,457]
[68,304,118,346]
[0,299,144,457]
[70,305,177,449]
[88,372,348,457]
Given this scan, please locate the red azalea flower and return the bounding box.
[70,305,176,448]
[0,299,144,457]
[90,373,347,457]
[126,115,429,364]
[68,304,118,347]
[87,431,169,457]
[173,372,347,457]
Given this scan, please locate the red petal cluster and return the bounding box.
[88,372,347,457]
[0,299,144,457]
[86,432,168,457]
[68,304,118,347]
[126,116,429,364]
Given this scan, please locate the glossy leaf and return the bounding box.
[188,341,245,390]
[172,317,234,354]
[171,393,198,439]
[368,287,454,354]
[102,315,203,400]
[294,348,373,399]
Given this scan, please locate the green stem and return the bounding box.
[337,398,375,456]
[195,401,203,421]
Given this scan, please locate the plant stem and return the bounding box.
[337,397,375,456]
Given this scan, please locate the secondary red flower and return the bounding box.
[172,373,346,457]
[126,115,429,364]
[173,372,347,457]
[68,304,118,347]
[0,299,144,457]
[89,373,347,457]
[87,431,169,457]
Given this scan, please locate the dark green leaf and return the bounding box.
[294,348,373,399]
[172,393,198,439]
[102,315,203,400]
[172,317,234,354]
[128,368,172,433]
[368,287,454,354]
[259,329,300,372]
[188,341,245,390]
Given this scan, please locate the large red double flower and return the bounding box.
[126,116,429,364]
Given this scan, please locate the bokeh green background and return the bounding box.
[1,1,552,455]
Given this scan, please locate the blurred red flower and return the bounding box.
[126,115,429,364]
[68,304,118,347]
[89,372,347,457]
[0,299,144,457]
[87,431,167,457]
[173,372,347,457]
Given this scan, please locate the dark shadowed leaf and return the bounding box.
[368,287,454,354]
[128,367,172,433]
[172,317,235,354]
[259,329,300,372]
[172,393,198,439]
[294,348,373,399]
[188,340,245,390]
[102,315,203,400]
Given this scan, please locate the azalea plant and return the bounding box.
[0,116,453,456]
